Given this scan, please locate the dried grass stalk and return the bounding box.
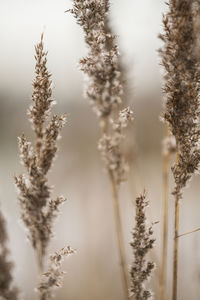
[0,210,19,300]
[15,34,66,271]
[160,125,175,300]
[159,1,200,299]
[37,246,75,300]
[130,192,155,300]
[69,2,133,299]
[68,0,123,118]
[99,107,133,184]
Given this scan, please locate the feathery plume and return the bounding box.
[130,192,155,300]
[37,246,75,300]
[0,210,19,300]
[160,0,200,198]
[99,107,133,184]
[68,0,133,184]
[68,2,133,299]
[68,0,123,118]
[15,34,66,271]
[159,1,200,299]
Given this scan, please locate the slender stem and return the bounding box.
[101,117,129,300]
[160,126,170,300]
[172,152,179,300]
[36,241,44,274]
[108,170,130,300]
[177,227,200,238]
[36,242,44,300]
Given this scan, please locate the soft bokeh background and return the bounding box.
[0,1,200,299]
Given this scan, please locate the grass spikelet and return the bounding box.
[37,246,75,300]
[68,0,122,118]
[130,192,155,300]
[15,34,66,272]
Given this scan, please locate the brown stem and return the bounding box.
[101,117,129,300]
[172,152,180,300]
[36,242,44,300]
[108,170,130,300]
[160,126,170,300]
[36,241,44,274]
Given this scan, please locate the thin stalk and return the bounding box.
[160,126,170,300]
[108,170,130,300]
[172,152,180,300]
[36,242,43,275]
[101,118,129,300]
[177,227,200,238]
[37,242,44,300]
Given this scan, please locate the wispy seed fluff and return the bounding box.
[159,0,200,197]
[15,34,66,270]
[68,0,123,118]
[0,210,19,300]
[130,192,155,300]
[98,107,133,184]
[38,246,75,300]
[69,0,133,184]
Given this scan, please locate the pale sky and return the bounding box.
[0,0,166,101]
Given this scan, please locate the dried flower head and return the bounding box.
[98,107,133,184]
[15,34,66,270]
[37,246,75,300]
[160,0,200,197]
[0,210,19,300]
[68,0,123,117]
[130,192,155,300]
[69,0,133,185]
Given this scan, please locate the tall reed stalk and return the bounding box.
[101,118,130,299]
[109,169,129,299]
[15,34,66,272]
[98,109,133,300]
[160,125,174,300]
[130,192,155,300]
[69,1,133,299]
[160,154,169,299]
[14,33,75,300]
[159,1,200,299]
[172,151,179,300]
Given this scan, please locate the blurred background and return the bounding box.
[0,1,200,299]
